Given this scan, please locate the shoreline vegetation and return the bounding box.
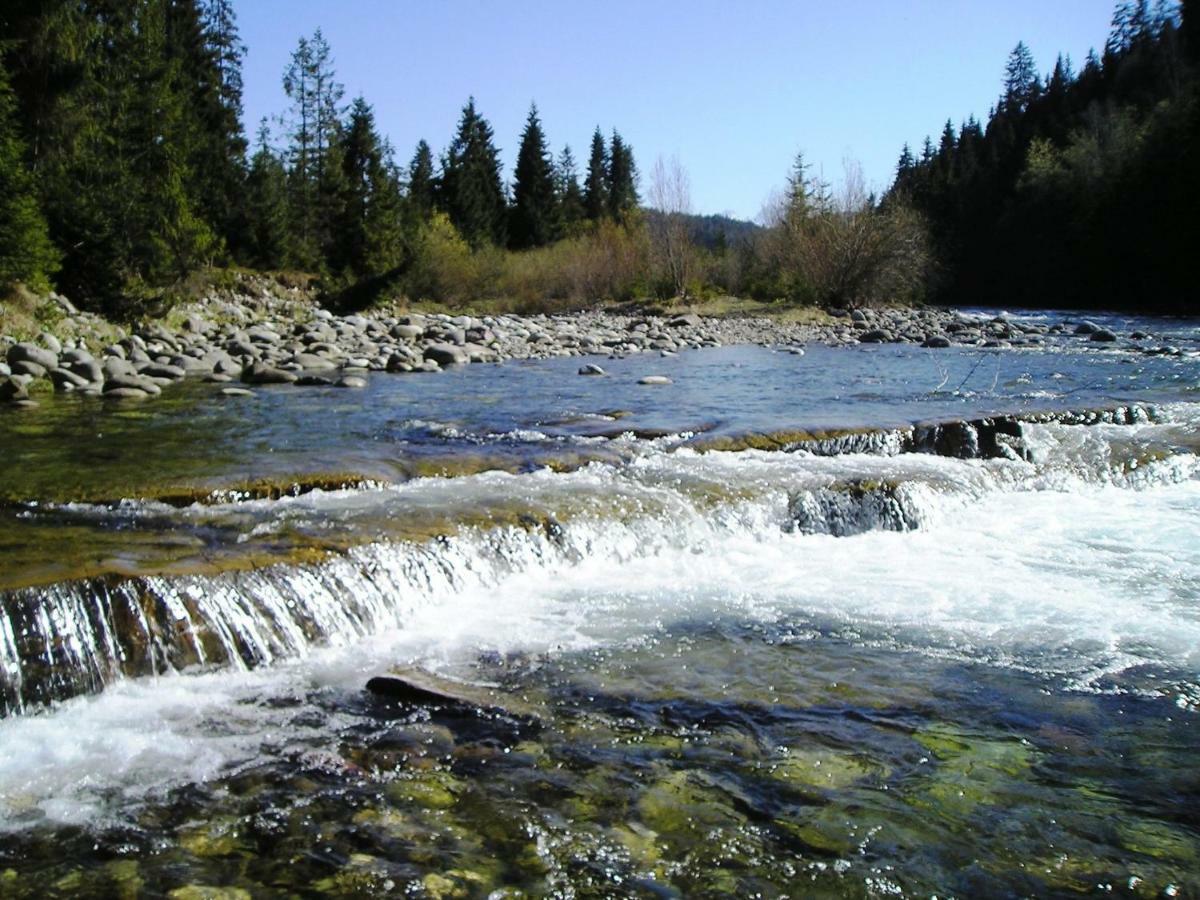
[1,2,1196,332]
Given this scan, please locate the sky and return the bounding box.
[237,0,1117,221]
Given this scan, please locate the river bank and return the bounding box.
[2,276,1179,410]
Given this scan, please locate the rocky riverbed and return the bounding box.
[0,280,1184,408]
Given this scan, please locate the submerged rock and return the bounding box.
[638,375,672,385]
[578,363,606,376]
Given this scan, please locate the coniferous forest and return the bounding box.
[0,0,1197,317]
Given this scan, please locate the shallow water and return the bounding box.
[0,313,1198,897]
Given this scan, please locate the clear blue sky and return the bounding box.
[237,0,1116,221]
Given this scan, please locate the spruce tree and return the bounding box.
[583,128,609,221]
[408,139,436,221]
[0,58,59,289]
[509,103,558,248]
[440,97,507,247]
[243,119,288,269]
[607,130,638,220]
[282,29,344,269]
[331,97,404,279]
[555,145,585,230]
[1002,41,1040,112]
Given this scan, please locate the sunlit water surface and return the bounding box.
[0,314,1198,897]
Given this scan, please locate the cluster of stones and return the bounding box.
[815,306,1177,354]
[0,283,1180,408]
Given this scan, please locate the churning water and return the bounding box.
[0,316,1198,897]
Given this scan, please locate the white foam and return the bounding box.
[2,416,1199,827]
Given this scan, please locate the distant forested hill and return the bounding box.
[888,0,1199,313]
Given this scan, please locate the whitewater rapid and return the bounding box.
[1,405,1198,829]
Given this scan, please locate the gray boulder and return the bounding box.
[242,363,298,385]
[423,343,467,366]
[7,342,58,371]
[0,377,30,402]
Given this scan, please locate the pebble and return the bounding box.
[220,387,254,397]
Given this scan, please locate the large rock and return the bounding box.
[858,329,892,343]
[289,352,339,371]
[241,363,298,385]
[49,367,89,391]
[1089,329,1118,342]
[667,313,703,328]
[7,342,58,371]
[0,377,30,402]
[104,374,162,396]
[102,357,138,381]
[423,343,468,366]
[10,360,47,379]
[391,324,424,341]
[138,363,187,380]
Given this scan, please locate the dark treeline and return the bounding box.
[0,2,643,313]
[6,1,1188,317]
[891,0,1199,313]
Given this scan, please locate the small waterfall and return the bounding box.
[0,402,1189,717]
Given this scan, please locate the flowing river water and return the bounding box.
[1,311,1199,897]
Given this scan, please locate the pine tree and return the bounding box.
[555,145,585,230]
[0,57,59,289]
[408,139,436,221]
[607,129,638,220]
[583,128,609,221]
[192,0,248,256]
[282,28,344,269]
[509,103,558,248]
[330,97,404,279]
[243,119,288,269]
[1003,41,1040,112]
[440,97,507,247]
[361,139,406,277]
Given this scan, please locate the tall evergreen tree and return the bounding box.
[555,145,585,230]
[282,28,344,269]
[243,119,288,269]
[440,97,506,247]
[509,103,558,248]
[0,57,58,289]
[583,128,609,221]
[408,139,436,221]
[330,97,404,279]
[607,130,638,220]
[1002,41,1040,112]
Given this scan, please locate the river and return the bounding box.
[0,312,1198,897]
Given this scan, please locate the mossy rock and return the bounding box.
[178,817,246,858]
[167,887,253,900]
[105,860,145,900]
[420,868,491,899]
[636,770,743,840]
[386,770,464,810]
[907,724,1036,819]
[1118,818,1200,865]
[766,746,886,791]
[311,853,397,896]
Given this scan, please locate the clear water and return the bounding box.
[0,315,1198,897]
